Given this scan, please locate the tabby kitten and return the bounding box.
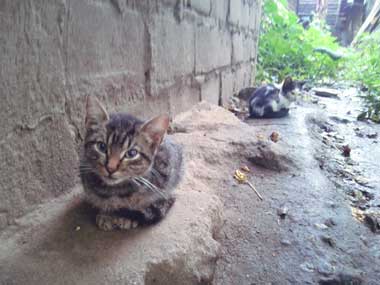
[249,77,296,118]
[80,96,182,231]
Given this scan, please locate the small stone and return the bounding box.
[300,262,314,272]
[367,132,378,139]
[324,218,336,227]
[240,165,250,172]
[364,213,380,233]
[277,206,289,219]
[354,176,371,187]
[312,87,340,98]
[280,239,291,246]
[317,261,335,276]
[319,273,363,285]
[315,223,329,230]
[75,226,81,231]
[321,235,336,248]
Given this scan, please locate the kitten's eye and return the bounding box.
[125,148,138,158]
[97,142,107,153]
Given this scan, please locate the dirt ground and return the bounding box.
[213,87,380,284]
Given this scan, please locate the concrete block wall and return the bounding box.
[0,0,262,230]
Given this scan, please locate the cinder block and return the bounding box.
[195,26,231,73]
[232,32,244,64]
[211,0,228,21]
[241,2,250,28]
[189,0,211,15]
[249,0,263,32]
[234,63,253,93]
[150,15,195,95]
[168,78,201,115]
[67,2,146,83]
[233,32,256,64]
[228,0,242,26]
[220,69,234,106]
[201,74,220,105]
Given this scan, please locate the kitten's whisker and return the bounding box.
[142,178,167,199]
[139,177,159,190]
[136,177,167,199]
[132,178,143,187]
[151,168,161,178]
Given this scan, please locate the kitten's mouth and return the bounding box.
[101,175,124,185]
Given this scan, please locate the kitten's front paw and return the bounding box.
[114,217,139,230]
[96,213,114,231]
[96,213,139,231]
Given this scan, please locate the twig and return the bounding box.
[246,181,263,201]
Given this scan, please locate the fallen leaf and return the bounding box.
[270,131,280,142]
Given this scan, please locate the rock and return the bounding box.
[317,261,335,276]
[247,141,296,171]
[364,212,380,233]
[315,223,329,230]
[329,116,351,124]
[174,102,296,172]
[354,176,372,188]
[324,218,337,227]
[2,103,262,284]
[300,261,315,272]
[319,273,363,285]
[0,186,223,285]
[277,206,289,219]
[342,145,351,157]
[320,235,336,248]
[280,239,292,246]
[312,88,340,99]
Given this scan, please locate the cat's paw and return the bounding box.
[114,217,139,230]
[96,213,114,231]
[96,213,139,231]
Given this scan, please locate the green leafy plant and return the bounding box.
[343,31,380,122]
[257,0,380,122]
[257,0,341,82]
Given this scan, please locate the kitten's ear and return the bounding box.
[281,77,295,93]
[140,114,170,148]
[85,95,109,128]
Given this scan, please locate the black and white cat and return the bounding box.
[248,77,296,118]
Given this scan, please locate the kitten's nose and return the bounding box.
[106,165,117,175]
[106,158,119,175]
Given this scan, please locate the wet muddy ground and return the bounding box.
[213,87,380,284]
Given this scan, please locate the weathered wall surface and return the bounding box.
[0,0,262,230]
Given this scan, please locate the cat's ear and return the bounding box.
[85,95,109,128]
[281,77,295,93]
[140,114,170,148]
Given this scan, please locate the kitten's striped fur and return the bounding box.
[80,96,182,231]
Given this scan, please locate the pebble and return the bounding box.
[300,262,315,273]
[277,206,289,219]
[317,261,335,276]
[280,239,292,246]
[324,218,336,227]
[315,223,329,230]
[321,235,336,248]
